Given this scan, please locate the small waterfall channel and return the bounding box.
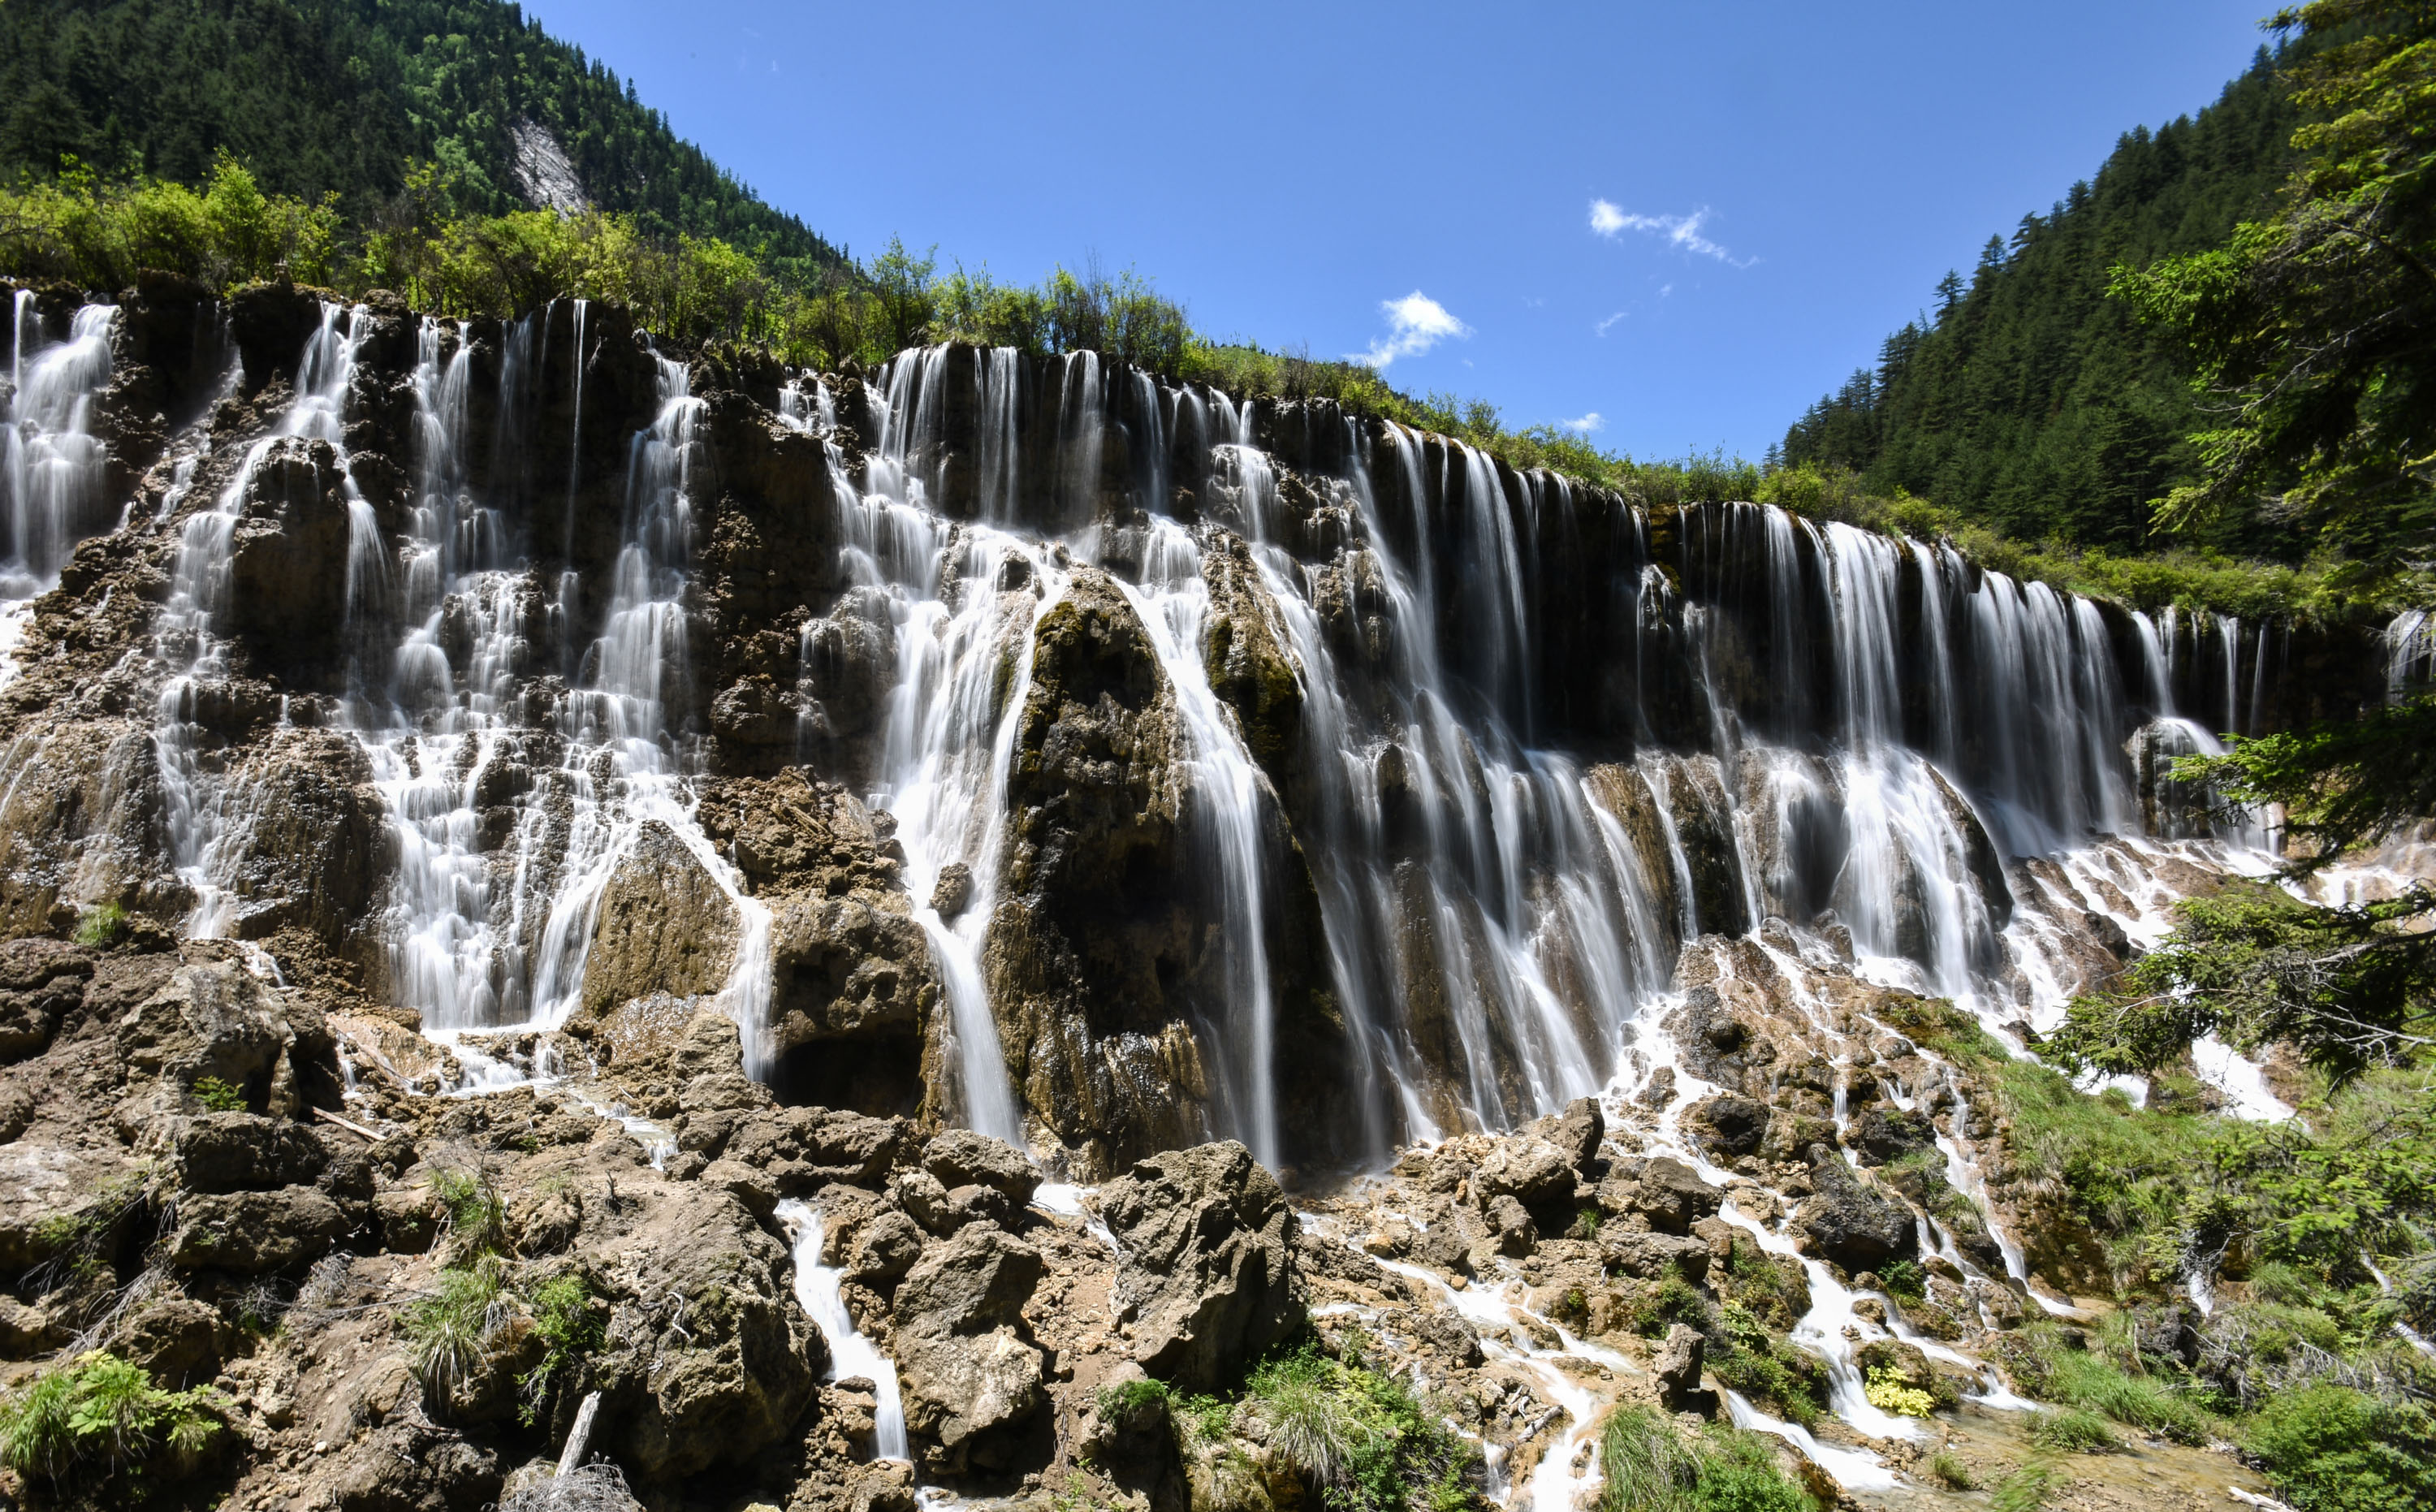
[776,1198,910,1463]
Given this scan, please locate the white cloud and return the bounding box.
[1595,309,1627,336]
[1353,292,1469,368]
[1588,201,1753,266]
[1560,413,1604,434]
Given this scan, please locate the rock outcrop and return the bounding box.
[1099,1140,1303,1391]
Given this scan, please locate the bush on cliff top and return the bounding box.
[1,149,2363,622]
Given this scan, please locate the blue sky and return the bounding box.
[522,0,2277,461]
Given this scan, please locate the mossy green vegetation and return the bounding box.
[189,1075,246,1113]
[0,1350,221,1489]
[1241,1343,1484,1512]
[70,898,126,947]
[1157,1336,1485,1512]
[1595,1406,1815,1512]
[1873,966,2436,1512]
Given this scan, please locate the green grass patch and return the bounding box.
[71,901,127,948]
[1928,1451,1976,1490]
[516,1271,604,1426]
[1094,1376,1172,1421]
[2028,1406,2119,1453]
[1596,1406,1816,1512]
[1242,1344,1484,1512]
[1989,1458,2059,1512]
[430,1167,510,1259]
[401,1256,514,1404]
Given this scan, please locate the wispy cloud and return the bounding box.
[1588,200,1753,266]
[1354,291,1469,367]
[1559,413,1604,434]
[1594,309,1627,336]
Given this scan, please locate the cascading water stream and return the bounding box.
[155,301,369,935]
[3,298,117,598]
[775,1199,909,1462]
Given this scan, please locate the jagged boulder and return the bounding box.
[169,1186,348,1274]
[892,1224,1047,1471]
[1687,1092,1770,1160]
[1473,1134,1575,1208]
[1845,1104,1935,1164]
[1522,1095,1605,1174]
[1597,1156,1725,1234]
[114,950,340,1121]
[175,1111,329,1191]
[1791,1145,1918,1272]
[922,1130,1039,1208]
[581,823,741,1017]
[0,940,93,1061]
[1099,1140,1302,1390]
[1601,1230,1713,1283]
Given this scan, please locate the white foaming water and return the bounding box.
[775,1198,909,1462]
[156,301,369,935]
[2,296,117,599]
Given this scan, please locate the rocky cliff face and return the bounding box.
[0,281,2382,1512]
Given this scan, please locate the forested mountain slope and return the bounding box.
[1779,45,2304,552]
[0,0,845,279]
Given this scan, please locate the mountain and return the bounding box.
[0,0,845,279]
[1779,44,2304,552]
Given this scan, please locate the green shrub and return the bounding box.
[1244,1345,1483,1512]
[190,1075,247,1113]
[71,901,126,947]
[1095,1376,1173,1421]
[1570,1208,1603,1240]
[517,1272,604,1425]
[1631,1275,1713,1337]
[1690,1429,1816,1512]
[2244,1385,2436,1512]
[1875,1259,1926,1305]
[0,1351,219,1486]
[1928,1451,1976,1489]
[402,1257,513,1402]
[430,1168,510,1259]
[1708,1303,1828,1427]
[2029,1406,2119,1453]
[1595,1409,1815,1512]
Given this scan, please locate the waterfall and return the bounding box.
[155,301,369,935]
[123,321,2352,1166]
[775,1199,909,1462]
[352,318,528,1029]
[2,298,117,598]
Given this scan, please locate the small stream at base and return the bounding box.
[776,1197,911,1464]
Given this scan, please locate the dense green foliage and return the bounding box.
[2054,879,2436,1082]
[0,1350,220,1487]
[2243,1384,2436,1512]
[1594,1406,1815,1512]
[2177,695,2436,866]
[1239,1344,1484,1512]
[0,0,842,274]
[2116,2,2436,575]
[1782,45,2305,552]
